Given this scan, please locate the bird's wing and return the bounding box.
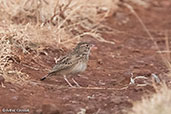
[48,54,83,74]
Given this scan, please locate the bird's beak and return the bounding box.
[90,44,97,50]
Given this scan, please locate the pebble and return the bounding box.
[9,89,16,93]
[11,96,18,100]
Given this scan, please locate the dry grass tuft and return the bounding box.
[0,25,31,85]
[129,84,171,114]
[1,0,118,45]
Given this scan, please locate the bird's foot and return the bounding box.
[63,75,75,88]
[72,78,81,88]
[63,75,82,88]
[1,83,5,88]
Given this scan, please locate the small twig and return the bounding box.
[96,109,101,114]
[42,0,49,5]
[134,76,148,80]
[57,5,82,29]
[157,51,171,53]
[137,84,148,87]
[22,64,39,71]
[32,80,129,90]
[165,31,170,61]
[62,0,72,14]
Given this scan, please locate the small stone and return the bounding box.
[11,96,18,100]
[97,59,103,65]
[29,82,38,86]
[9,89,16,93]
[77,108,86,114]
[35,109,42,114]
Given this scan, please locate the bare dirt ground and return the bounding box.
[1,1,171,114]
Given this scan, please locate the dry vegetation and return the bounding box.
[129,84,171,114]
[0,0,171,113]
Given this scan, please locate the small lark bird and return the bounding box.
[40,42,94,87]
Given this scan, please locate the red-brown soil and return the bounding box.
[1,1,171,114]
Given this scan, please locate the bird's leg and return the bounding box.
[72,78,81,87]
[63,75,74,87]
[1,82,5,88]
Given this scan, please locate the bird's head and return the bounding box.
[74,42,94,54]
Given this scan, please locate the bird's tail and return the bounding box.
[40,74,50,81]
